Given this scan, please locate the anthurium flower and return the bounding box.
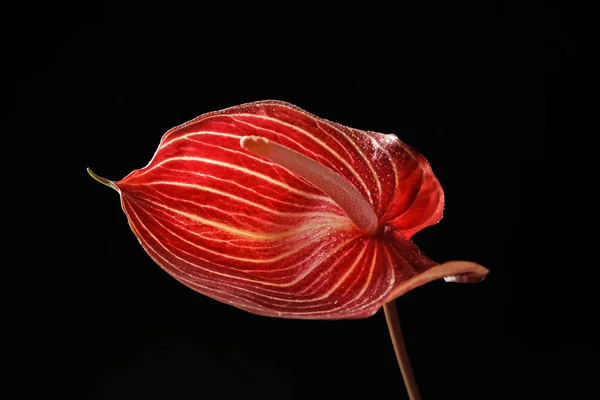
[88,100,488,320]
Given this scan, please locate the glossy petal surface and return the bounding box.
[92,100,487,319]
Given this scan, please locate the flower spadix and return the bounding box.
[89,100,488,319]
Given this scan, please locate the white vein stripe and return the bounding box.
[162,135,284,171]
[342,242,378,301]
[129,206,307,287]
[170,240,374,308]
[144,208,333,265]
[134,156,334,202]
[296,243,362,296]
[138,202,350,297]
[377,136,400,195]
[131,206,388,317]
[291,242,378,310]
[229,113,373,205]
[129,204,360,290]
[321,123,382,209]
[140,187,304,230]
[313,244,368,300]
[140,180,344,220]
[136,196,348,241]
[265,103,379,203]
[162,167,324,212]
[161,131,241,148]
[229,117,336,168]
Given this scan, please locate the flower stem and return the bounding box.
[384,301,421,400]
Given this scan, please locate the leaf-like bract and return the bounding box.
[89,100,488,319]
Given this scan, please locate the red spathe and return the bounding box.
[90,100,488,319]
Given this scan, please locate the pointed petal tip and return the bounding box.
[86,167,120,192]
[383,260,489,303]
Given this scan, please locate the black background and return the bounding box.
[12,3,592,400]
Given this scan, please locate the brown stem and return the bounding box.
[384,301,422,400]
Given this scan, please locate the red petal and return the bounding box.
[91,100,487,319]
